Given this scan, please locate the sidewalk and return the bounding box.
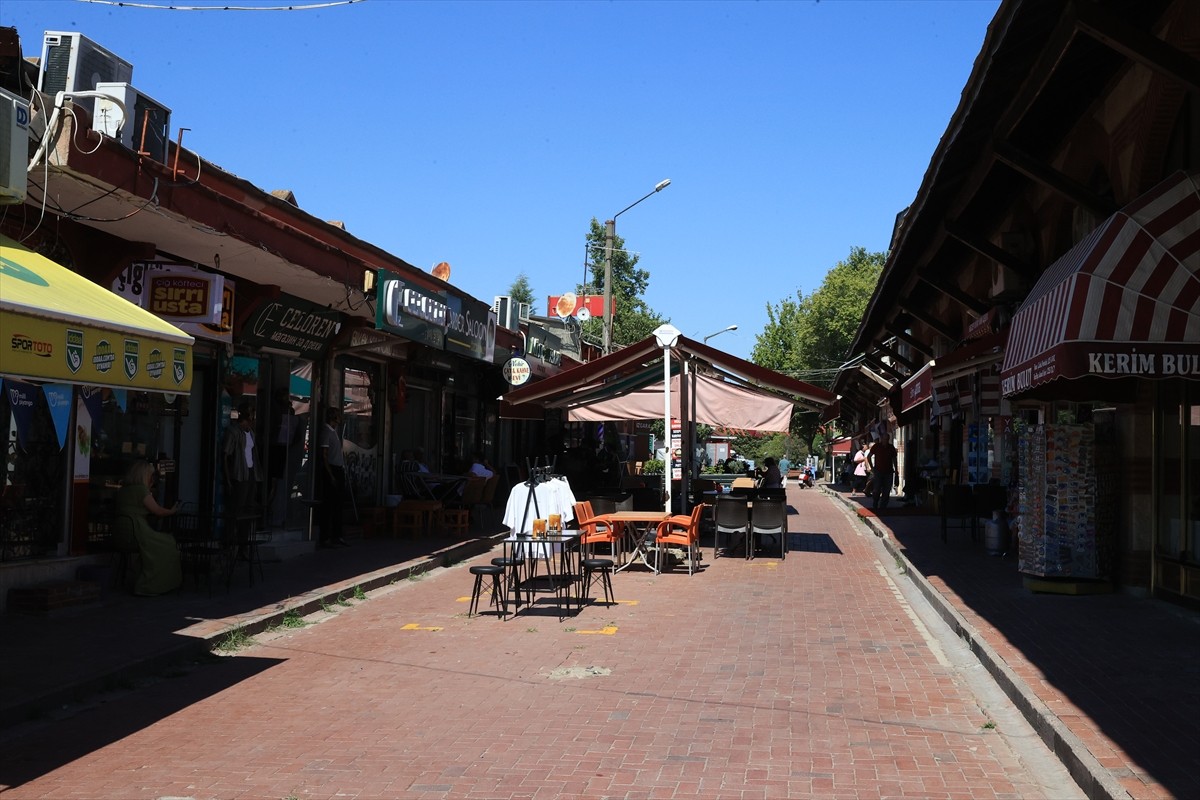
[1,488,1196,800]
[824,482,1198,800]
[0,524,507,728]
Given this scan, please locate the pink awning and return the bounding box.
[566,372,794,432]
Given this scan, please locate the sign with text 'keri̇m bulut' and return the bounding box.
[376,271,447,349]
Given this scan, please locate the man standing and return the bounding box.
[222,399,262,543]
[778,455,791,488]
[319,407,348,547]
[869,434,898,510]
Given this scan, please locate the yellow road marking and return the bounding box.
[400,623,443,631]
[614,599,639,605]
[576,626,619,635]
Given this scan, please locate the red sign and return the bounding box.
[547,295,606,318]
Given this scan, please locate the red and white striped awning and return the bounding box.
[1000,171,1200,396]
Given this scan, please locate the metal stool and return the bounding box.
[467,564,507,618]
[491,556,527,610]
[580,557,615,606]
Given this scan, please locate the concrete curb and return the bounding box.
[9,532,507,728]
[823,487,1129,800]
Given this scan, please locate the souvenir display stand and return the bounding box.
[1017,423,1117,591]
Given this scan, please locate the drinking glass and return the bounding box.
[532,518,547,537]
[548,513,562,533]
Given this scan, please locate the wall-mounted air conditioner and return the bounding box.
[0,87,30,205]
[38,31,133,112]
[93,82,172,162]
[492,296,532,330]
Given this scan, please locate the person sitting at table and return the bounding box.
[758,457,783,489]
[114,460,183,597]
[397,449,434,499]
[467,451,495,480]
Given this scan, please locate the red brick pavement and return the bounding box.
[0,487,1077,800]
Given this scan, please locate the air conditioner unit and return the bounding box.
[516,302,531,322]
[492,295,513,329]
[93,82,171,162]
[38,31,133,112]
[0,87,31,205]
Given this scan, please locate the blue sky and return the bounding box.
[3,0,1000,361]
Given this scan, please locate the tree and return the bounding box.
[579,218,666,349]
[752,246,885,455]
[508,273,535,308]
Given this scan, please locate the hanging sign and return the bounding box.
[503,357,532,386]
[240,293,343,358]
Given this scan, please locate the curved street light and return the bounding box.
[604,179,672,354]
[703,324,738,345]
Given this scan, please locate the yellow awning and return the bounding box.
[1,235,193,393]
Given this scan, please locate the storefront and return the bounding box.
[0,235,193,566]
[999,172,1200,601]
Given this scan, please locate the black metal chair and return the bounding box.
[749,498,787,560]
[713,495,749,559]
[940,484,977,543]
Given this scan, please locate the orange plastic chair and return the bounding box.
[655,503,707,575]
[574,501,624,563]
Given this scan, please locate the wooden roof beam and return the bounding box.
[883,321,935,359]
[916,273,990,316]
[873,339,920,373]
[943,220,1040,282]
[862,353,906,383]
[1074,1,1200,94]
[993,140,1117,219]
[901,304,958,342]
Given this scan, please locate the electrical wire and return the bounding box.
[76,0,367,9]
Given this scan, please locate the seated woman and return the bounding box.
[114,460,183,596]
[757,457,783,489]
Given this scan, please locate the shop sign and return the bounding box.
[376,271,447,349]
[444,295,496,363]
[113,263,233,343]
[503,357,531,386]
[241,293,343,358]
[547,294,605,319]
[525,322,563,366]
[114,262,224,324]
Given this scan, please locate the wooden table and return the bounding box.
[593,510,672,573]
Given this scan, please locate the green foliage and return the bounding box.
[641,458,665,475]
[509,273,536,307]
[579,218,667,348]
[751,246,885,456]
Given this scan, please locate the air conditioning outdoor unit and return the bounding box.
[93,82,172,162]
[0,87,31,205]
[492,296,532,330]
[38,31,133,112]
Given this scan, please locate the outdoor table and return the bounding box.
[502,529,583,617]
[419,473,467,501]
[593,510,671,573]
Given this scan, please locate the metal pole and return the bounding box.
[603,218,615,355]
[663,344,672,513]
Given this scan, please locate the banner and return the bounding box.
[43,383,73,450]
[4,379,38,450]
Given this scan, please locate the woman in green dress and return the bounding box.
[114,460,183,596]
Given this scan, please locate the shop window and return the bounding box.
[1,383,65,560]
[339,360,381,507]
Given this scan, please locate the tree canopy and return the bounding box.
[508,273,535,308]
[750,246,885,456]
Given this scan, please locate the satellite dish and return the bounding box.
[555,292,577,318]
[576,307,591,322]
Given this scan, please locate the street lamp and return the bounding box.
[703,324,738,345]
[604,179,671,354]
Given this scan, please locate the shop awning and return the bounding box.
[566,371,795,432]
[503,333,834,425]
[0,235,194,393]
[1000,171,1200,397]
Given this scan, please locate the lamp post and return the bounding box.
[654,323,682,513]
[703,324,738,345]
[604,179,671,355]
